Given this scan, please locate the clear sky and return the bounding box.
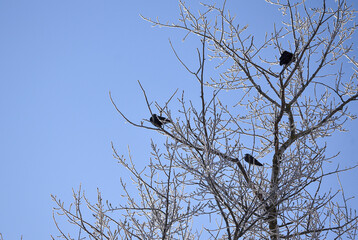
[0,0,357,239]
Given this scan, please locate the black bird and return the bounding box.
[149,114,171,128]
[244,154,263,166]
[279,51,295,66]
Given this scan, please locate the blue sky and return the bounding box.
[0,0,357,239]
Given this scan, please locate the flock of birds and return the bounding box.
[148,50,295,167]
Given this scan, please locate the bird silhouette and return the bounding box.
[244,154,263,166]
[279,51,295,66]
[150,114,171,128]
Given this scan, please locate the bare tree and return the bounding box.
[52,0,358,239]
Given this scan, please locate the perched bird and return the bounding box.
[244,154,263,166]
[279,51,295,66]
[149,114,171,128]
